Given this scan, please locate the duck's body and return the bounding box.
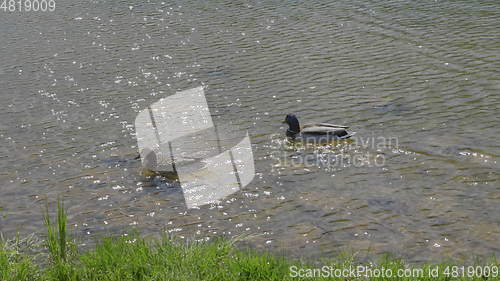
[284,114,353,143]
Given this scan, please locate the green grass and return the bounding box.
[0,202,498,281]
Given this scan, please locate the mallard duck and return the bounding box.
[283,114,353,143]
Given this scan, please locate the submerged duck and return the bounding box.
[283,114,353,143]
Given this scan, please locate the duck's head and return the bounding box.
[283,114,300,134]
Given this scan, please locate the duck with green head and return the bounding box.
[283,114,353,143]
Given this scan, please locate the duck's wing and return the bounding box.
[301,126,349,136]
[303,123,349,129]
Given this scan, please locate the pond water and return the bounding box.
[0,0,498,263]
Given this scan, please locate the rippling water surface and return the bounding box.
[0,0,498,263]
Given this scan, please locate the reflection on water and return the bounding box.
[0,0,498,263]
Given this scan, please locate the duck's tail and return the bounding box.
[340,132,356,139]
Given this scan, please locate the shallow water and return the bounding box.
[0,0,499,263]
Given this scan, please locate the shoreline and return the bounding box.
[1,202,497,281]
